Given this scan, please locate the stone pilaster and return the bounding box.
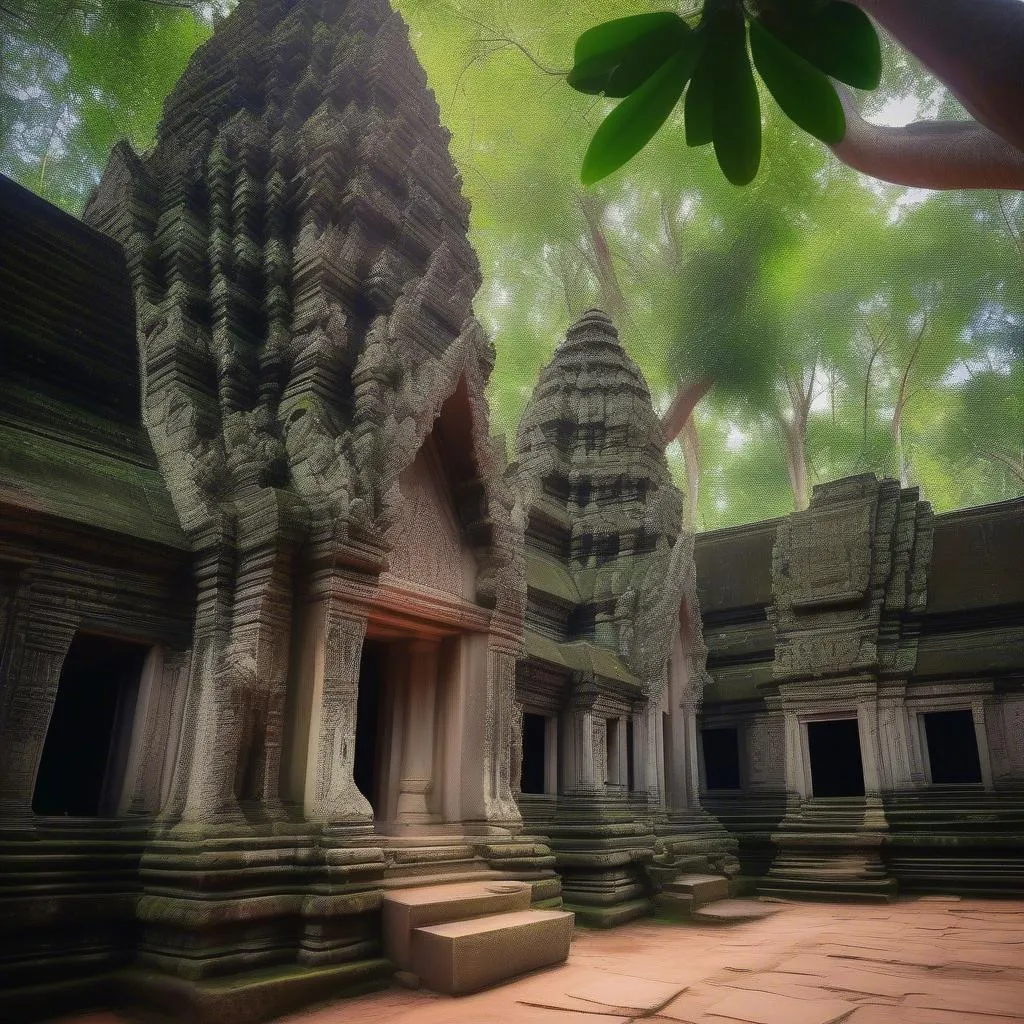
[305,602,373,825]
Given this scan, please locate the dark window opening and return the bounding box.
[924,709,982,784]
[574,480,591,508]
[33,634,148,817]
[521,712,547,794]
[596,534,620,566]
[354,640,387,815]
[235,698,268,803]
[626,718,635,791]
[702,727,742,790]
[576,533,594,564]
[605,718,620,784]
[567,605,595,641]
[807,718,865,797]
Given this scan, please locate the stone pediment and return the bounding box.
[381,435,476,601]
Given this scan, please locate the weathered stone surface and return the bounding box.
[512,309,697,917]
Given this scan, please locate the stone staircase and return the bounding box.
[653,854,781,924]
[757,798,898,903]
[382,880,574,994]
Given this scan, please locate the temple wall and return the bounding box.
[693,486,1024,893]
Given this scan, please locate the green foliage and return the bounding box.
[0,0,217,211]
[707,11,761,187]
[568,12,690,97]
[567,0,881,186]
[763,1,881,90]
[748,19,844,145]
[581,36,701,184]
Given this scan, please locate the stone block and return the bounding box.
[663,873,729,905]
[382,880,531,971]
[410,908,574,994]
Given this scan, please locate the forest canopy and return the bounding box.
[2,0,1021,530]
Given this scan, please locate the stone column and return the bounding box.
[395,639,440,824]
[0,601,77,821]
[630,700,650,796]
[564,678,599,795]
[856,700,884,798]
[682,696,704,809]
[304,601,372,823]
[782,708,807,800]
[972,699,995,791]
[876,687,914,792]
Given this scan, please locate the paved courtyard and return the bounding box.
[56,897,1024,1024]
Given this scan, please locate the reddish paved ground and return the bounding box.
[54,896,1024,1024]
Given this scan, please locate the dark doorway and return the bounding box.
[807,718,865,797]
[33,633,148,816]
[521,712,547,795]
[924,709,982,784]
[354,640,386,813]
[702,727,742,790]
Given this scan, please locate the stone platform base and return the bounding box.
[0,958,393,1024]
[564,896,653,928]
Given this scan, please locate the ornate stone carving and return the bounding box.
[771,475,933,683]
[514,310,692,704]
[82,0,524,822]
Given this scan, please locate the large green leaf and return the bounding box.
[581,41,700,184]
[711,16,761,187]
[568,12,692,98]
[772,1,882,90]
[684,46,714,147]
[749,19,844,144]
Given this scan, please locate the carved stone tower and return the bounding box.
[512,309,701,923]
[53,0,537,1011]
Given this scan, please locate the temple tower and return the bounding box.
[513,309,703,923]
[10,0,552,1011]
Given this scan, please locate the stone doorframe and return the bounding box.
[772,681,890,802]
[905,685,995,791]
[287,567,523,833]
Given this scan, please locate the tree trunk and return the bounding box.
[784,421,812,511]
[661,377,714,447]
[576,191,631,323]
[680,415,701,529]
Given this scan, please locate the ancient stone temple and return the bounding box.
[1,0,568,1018]
[512,310,737,925]
[694,477,1024,899]
[2,0,1024,1019]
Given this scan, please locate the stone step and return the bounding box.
[654,891,694,919]
[663,873,729,906]
[411,908,574,994]
[691,899,784,924]
[382,880,532,971]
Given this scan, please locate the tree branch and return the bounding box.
[857,0,1024,154]
[829,84,1024,191]
[661,376,714,447]
[892,314,928,441]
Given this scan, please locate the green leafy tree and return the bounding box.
[568,0,1024,191]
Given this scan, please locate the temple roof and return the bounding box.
[0,175,187,550]
[515,310,687,689]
